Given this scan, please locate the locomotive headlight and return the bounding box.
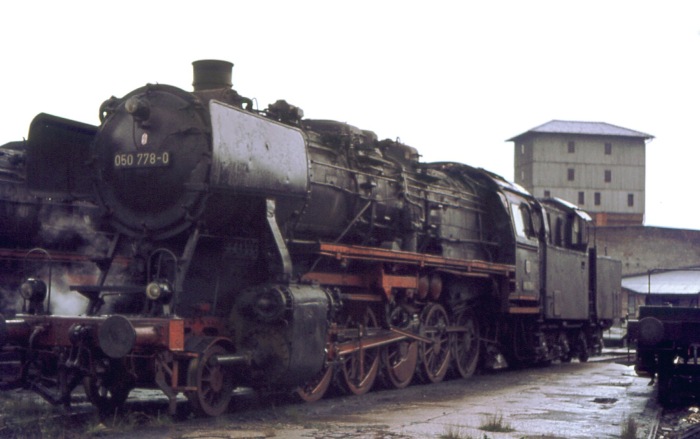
[146,281,172,302]
[20,278,48,302]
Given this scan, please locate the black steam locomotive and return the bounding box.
[0,60,621,416]
[0,137,102,316]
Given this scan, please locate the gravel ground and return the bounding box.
[2,356,700,439]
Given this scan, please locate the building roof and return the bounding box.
[622,269,700,295]
[507,120,654,142]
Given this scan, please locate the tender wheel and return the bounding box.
[294,363,333,403]
[450,309,480,379]
[576,333,589,363]
[594,334,604,355]
[336,307,380,395]
[83,362,132,414]
[558,332,572,363]
[186,344,234,416]
[381,340,418,389]
[418,303,451,383]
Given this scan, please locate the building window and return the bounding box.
[544,190,551,198]
[604,169,612,183]
[604,142,612,155]
[578,191,585,205]
[567,141,575,153]
[594,192,601,206]
[520,143,525,154]
[628,193,634,206]
[567,168,575,181]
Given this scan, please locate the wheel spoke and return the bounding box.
[418,304,451,383]
[451,309,480,378]
[83,361,132,413]
[295,363,333,402]
[382,340,418,389]
[186,344,234,417]
[336,307,380,395]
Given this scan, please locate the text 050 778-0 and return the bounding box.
[114,151,171,168]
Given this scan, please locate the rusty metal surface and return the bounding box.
[314,242,516,276]
[2,314,193,352]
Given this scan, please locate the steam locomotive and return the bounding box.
[0,138,102,316]
[0,60,621,416]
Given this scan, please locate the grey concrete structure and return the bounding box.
[508,120,653,226]
[595,226,700,276]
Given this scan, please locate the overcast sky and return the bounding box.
[2,1,699,229]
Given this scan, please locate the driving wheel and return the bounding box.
[418,303,451,383]
[450,309,480,379]
[336,307,380,395]
[382,340,418,388]
[294,363,333,403]
[381,305,418,388]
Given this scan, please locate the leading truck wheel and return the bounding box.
[83,376,131,414]
[83,362,132,414]
[186,344,234,416]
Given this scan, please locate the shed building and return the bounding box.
[622,269,700,319]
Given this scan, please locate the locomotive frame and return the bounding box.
[0,60,621,417]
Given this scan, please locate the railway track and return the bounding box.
[649,405,700,439]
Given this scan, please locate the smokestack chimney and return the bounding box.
[192,60,233,91]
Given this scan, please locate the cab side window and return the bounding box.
[520,204,533,238]
[554,217,564,246]
[512,202,540,241]
[566,215,589,250]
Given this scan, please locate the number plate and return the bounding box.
[113,151,171,168]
